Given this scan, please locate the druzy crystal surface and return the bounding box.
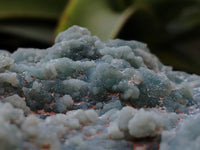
[0,26,200,150]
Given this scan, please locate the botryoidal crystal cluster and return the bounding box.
[0,26,200,150]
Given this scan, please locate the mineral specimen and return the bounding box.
[0,25,200,150]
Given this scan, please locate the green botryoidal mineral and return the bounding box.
[0,25,200,150]
[1,25,198,113]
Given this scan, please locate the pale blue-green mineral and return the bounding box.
[0,25,200,150]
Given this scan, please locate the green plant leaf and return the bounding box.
[55,0,152,41]
[0,0,68,49]
[0,0,68,19]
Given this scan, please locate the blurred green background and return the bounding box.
[0,0,199,74]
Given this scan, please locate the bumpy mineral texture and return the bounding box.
[0,26,200,150]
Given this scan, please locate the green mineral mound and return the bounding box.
[0,26,200,150]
